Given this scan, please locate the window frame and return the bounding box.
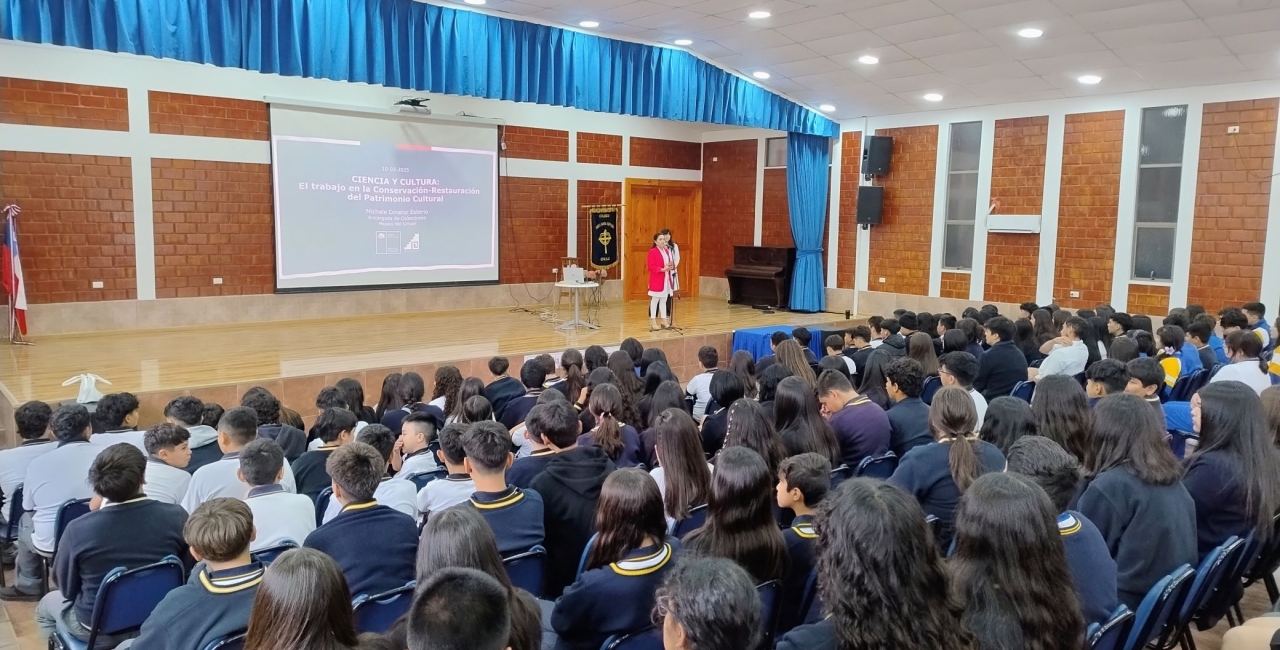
[1130,105,1188,282]
[942,121,982,271]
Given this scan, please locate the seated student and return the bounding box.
[1186,318,1220,372]
[291,407,358,501]
[824,335,858,377]
[866,315,887,348]
[33,444,190,643]
[322,425,417,524]
[126,498,264,650]
[89,392,147,453]
[655,557,762,650]
[0,405,101,602]
[508,396,575,488]
[754,331,790,373]
[814,370,890,467]
[973,316,1028,401]
[393,411,440,479]
[304,442,417,598]
[842,325,875,378]
[381,372,438,435]
[1126,357,1168,423]
[499,360,549,431]
[792,327,820,364]
[1005,436,1119,627]
[775,453,830,633]
[553,469,680,650]
[416,423,475,518]
[1212,329,1273,395]
[1220,306,1249,338]
[1086,358,1130,400]
[878,317,908,357]
[684,346,717,423]
[884,358,935,457]
[239,388,308,462]
[239,439,315,551]
[485,356,526,422]
[579,383,644,468]
[1029,316,1091,380]
[462,421,545,556]
[1156,325,1193,387]
[143,423,193,504]
[939,351,987,428]
[1245,301,1272,348]
[1196,313,1229,365]
[699,371,745,457]
[182,406,298,513]
[408,567,512,650]
[685,447,787,584]
[165,396,221,475]
[0,401,53,533]
[242,548,368,650]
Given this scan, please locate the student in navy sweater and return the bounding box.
[33,443,191,644]
[579,384,644,467]
[240,388,307,461]
[485,356,526,423]
[699,370,745,457]
[304,442,417,598]
[408,568,512,650]
[774,376,841,466]
[552,469,680,650]
[655,557,762,650]
[290,407,358,501]
[775,453,830,633]
[1031,374,1095,467]
[883,357,935,457]
[650,408,711,530]
[127,498,264,650]
[500,360,549,431]
[814,370,890,468]
[684,447,787,584]
[974,316,1029,401]
[1006,435,1119,627]
[1077,394,1197,609]
[1185,381,1280,558]
[951,473,1086,650]
[462,420,545,557]
[508,395,576,488]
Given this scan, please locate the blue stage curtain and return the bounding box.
[2,0,838,137]
[786,132,832,313]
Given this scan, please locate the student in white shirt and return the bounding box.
[825,335,859,376]
[321,425,416,523]
[685,346,718,423]
[164,396,222,475]
[1029,317,1092,381]
[88,392,147,454]
[416,423,475,518]
[1211,330,1273,395]
[938,351,988,429]
[0,401,55,521]
[238,439,315,551]
[182,407,297,513]
[392,411,439,478]
[0,405,101,601]
[142,424,192,505]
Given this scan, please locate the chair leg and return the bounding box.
[1181,629,1196,650]
[1266,574,1279,605]
[1226,608,1238,628]
[39,556,48,596]
[1232,603,1244,624]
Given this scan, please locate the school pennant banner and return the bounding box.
[589,207,619,269]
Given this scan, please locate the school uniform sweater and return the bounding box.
[1178,342,1205,375]
[507,449,556,489]
[500,391,544,430]
[304,501,417,598]
[885,397,934,458]
[486,377,526,421]
[846,345,875,379]
[776,619,836,650]
[468,487,546,557]
[530,446,616,598]
[827,396,891,468]
[1196,345,1219,374]
[1076,467,1197,609]
[255,424,308,462]
[577,425,644,468]
[185,425,224,475]
[551,540,680,650]
[700,408,729,457]
[290,445,339,501]
[380,403,446,436]
[1059,511,1120,627]
[1210,333,1229,365]
[779,515,818,634]
[1183,450,1256,559]
[129,561,264,650]
[888,440,1006,549]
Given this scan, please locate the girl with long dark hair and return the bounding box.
[757,364,793,418]
[942,329,969,354]
[723,398,787,478]
[1014,318,1044,364]
[979,396,1037,454]
[335,377,375,424]
[857,349,893,410]
[373,372,403,423]
[429,365,463,414]
[729,350,759,400]
[1030,375,1094,467]
[459,395,494,425]
[1077,394,1196,608]
[556,348,588,401]
[620,338,645,369]
[640,347,668,377]
[951,473,1085,650]
[776,479,976,650]
[554,469,679,650]
[641,380,688,467]
[1031,309,1058,346]
[684,446,787,583]
[775,339,817,387]
[1108,335,1139,363]
[651,408,712,525]
[584,345,610,372]
[773,376,841,466]
[581,383,643,467]
[700,370,745,457]
[449,377,487,424]
[1089,315,1114,357]
[908,332,940,377]
[640,361,679,426]
[608,350,646,414]
[244,548,369,650]
[1262,385,1280,447]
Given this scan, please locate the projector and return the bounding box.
[396,98,432,115]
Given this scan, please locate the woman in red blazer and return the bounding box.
[647,231,675,331]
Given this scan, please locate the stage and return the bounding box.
[0,296,839,442]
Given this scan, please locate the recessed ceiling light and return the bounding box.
[1078,74,1102,84]
[818,104,836,112]
[579,20,599,27]
[748,10,771,18]
[674,39,693,46]
[1017,27,1043,38]
[752,70,771,79]
[923,93,944,102]
[462,0,485,4]
[857,55,879,65]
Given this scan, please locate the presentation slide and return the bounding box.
[269,104,499,290]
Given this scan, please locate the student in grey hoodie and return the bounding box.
[165,397,222,475]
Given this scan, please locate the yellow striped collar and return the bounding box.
[340,500,379,513]
[470,489,525,510]
[1058,512,1082,536]
[610,543,674,577]
[790,523,818,539]
[198,563,265,594]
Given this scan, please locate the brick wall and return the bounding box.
[630,137,702,170]
[577,133,623,165]
[1128,283,1170,316]
[501,126,570,162]
[701,140,758,278]
[836,132,861,289]
[1188,99,1279,311]
[0,78,128,131]
[1055,111,1125,309]
[151,159,274,298]
[577,180,623,267]
[986,116,1048,304]
[941,271,971,299]
[761,168,791,247]
[868,126,937,296]
[499,177,568,284]
[0,152,135,303]
[149,92,269,140]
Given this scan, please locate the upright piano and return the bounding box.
[725,246,796,308]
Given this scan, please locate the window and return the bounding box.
[943,121,981,270]
[765,137,787,168]
[1133,105,1187,281]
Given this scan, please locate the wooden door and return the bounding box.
[623,179,702,301]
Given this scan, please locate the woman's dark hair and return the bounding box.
[1132,314,1154,335]
[929,387,985,493]
[1014,318,1038,358]
[773,376,841,466]
[956,318,983,346]
[1262,385,1280,448]
[1131,329,1156,358]
[431,366,464,415]
[684,447,788,583]
[560,349,587,403]
[1064,317,1102,370]
[917,312,938,339]
[643,361,678,397]
[980,396,1037,454]
[1031,309,1058,344]
[951,473,1085,650]
[1226,329,1268,373]
[607,350,645,403]
[1089,315,1114,352]
[1090,393,1182,484]
[584,345,610,372]
[398,372,426,406]
[587,469,668,570]
[654,557,762,650]
[460,396,494,425]
[709,370,746,410]
[649,381,686,429]
[814,479,975,650]
[757,364,793,403]
[620,338,645,366]
[728,350,759,400]
[588,383,626,459]
[1030,375,1094,467]
[1109,335,1140,362]
[451,377,486,422]
[334,378,368,418]
[908,332,940,376]
[1195,381,1280,539]
[857,349,893,407]
[244,548,359,650]
[775,339,817,387]
[724,398,787,478]
[653,409,712,521]
[942,329,969,354]
[414,507,541,650]
[375,373,403,422]
[640,347,668,377]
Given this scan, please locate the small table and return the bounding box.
[555,281,600,331]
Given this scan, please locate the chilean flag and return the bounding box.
[2,206,27,336]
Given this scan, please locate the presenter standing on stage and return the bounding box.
[647,230,677,331]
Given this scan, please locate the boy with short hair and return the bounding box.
[938,351,987,428]
[508,400,578,489]
[291,407,359,501]
[1195,313,1229,365]
[883,358,933,457]
[842,326,874,378]
[1219,307,1249,337]
[499,360,549,430]
[1125,358,1167,423]
[975,316,1028,401]
[305,442,417,598]
[1086,359,1130,399]
[239,388,308,461]
[879,318,907,357]
[0,401,53,533]
[1019,302,1039,320]
[182,407,298,513]
[408,567,511,650]
[753,331,790,373]
[127,498,264,650]
[775,452,831,633]
[867,316,886,348]
[90,392,147,454]
[166,396,221,475]
[1244,302,1271,348]
[393,411,440,478]
[143,423,193,505]
[416,423,475,518]
[464,421,546,556]
[814,370,890,468]
[485,356,525,422]
[792,327,819,364]
[321,425,417,523]
[685,346,718,423]
[239,439,315,551]
[825,335,857,377]
[1187,319,1220,371]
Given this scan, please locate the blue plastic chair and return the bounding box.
[757,580,783,647]
[829,464,853,488]
[503,545,547,598]
[1087,605,1134,650]
[1241,512,1280,605]
[797,569,820,626]
[1168,369,1209,402]
[1122,564,1195,650]
[1156,537,1241,649]
[52,555,185,650]
[201,631,246,650]
[576,533,598,580]
[352,581,416,634]
[601,627,663,650]
[250,541,298,565]
[1010,380,1035,403]
[668,504,708,539]
[0,484,22,588]
[41,497,93,594]
[407,468,447,492]
[855,451,897,479]
[921,376,942,405]
[314,487,333,526]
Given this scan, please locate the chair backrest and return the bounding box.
[1074,372,1088,389]
[601,627,663,650]
[314,487,333,526]
[797,568,819,626]
[1123,564,1194,650]
[407,468,447,492]
[1183,536,1243,622]
[201,631,247,650]
[250,541,299,565]
[921,376,942,405]
[855,451,898,480]
[829,464,853,488]
[1169,369,1210,402]
[576,532,598,580]
[1245,511,1280,583]
[1010,380,1035,403]
[503,545,547,599]
[352,581,416,634]
[88,555,186,646]
[757,580,783,646]
[54,497,92,548]
[669,504,709,540]
[1087,605,1134,650]
[2,484,23,541]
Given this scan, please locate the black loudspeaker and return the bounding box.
[863,135,893,175]
[856,186,884,225]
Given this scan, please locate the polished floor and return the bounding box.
[0,296,832,405]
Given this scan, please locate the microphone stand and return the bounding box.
[665,243,685,334]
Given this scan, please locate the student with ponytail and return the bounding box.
[579,383,643,468]
[555,349,588,401]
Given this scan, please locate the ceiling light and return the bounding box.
[1017,27,1043,38]
[462,0,485,4]
[752,70,771,79]
[674,39,693,46]
[819,104,836,112]
[579,20,599,27]
[923,93,943,102]
[857,55,879,65]
[1078,74,1102,84]
[748,10,771,18]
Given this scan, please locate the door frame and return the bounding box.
[623,178,703,302]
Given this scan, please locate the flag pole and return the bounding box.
[2,206,32,346]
